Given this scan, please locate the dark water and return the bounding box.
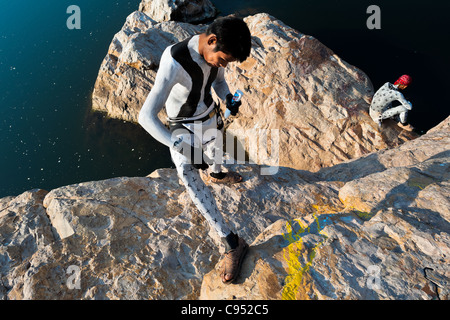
[1,1,449,197]
[0,0,168,198]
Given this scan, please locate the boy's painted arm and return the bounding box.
[212,67,231,101]
[138,49,178,148]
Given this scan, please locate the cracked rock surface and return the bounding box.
[1,116,448,300]
[92,12,417,173]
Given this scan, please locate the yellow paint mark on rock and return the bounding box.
[281,210,329,300]
[282,220,305,300]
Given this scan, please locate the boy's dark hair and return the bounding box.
[206,16,252,63]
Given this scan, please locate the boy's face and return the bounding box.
[203,35,236,68]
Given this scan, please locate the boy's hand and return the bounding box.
[226,93,241,116]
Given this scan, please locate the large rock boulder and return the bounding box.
[91,12,417,172]
[1,172,218,299]
[0,166,336,300]
[223,13,417,172]
[0,116,448,300]
[138,0,217,23]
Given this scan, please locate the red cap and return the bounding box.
[394,75,412,86]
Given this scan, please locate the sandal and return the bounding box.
[209,171,243,184]
[220,235,249,284]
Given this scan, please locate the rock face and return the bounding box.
[138,0,217,23]
[1,116,448,300]
[223,13,417,172]
[3,6,446,300]
[1,173,218,300]
[201,116,450,300]
[91,12,417,172]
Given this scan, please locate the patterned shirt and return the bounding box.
[370,82,412,113]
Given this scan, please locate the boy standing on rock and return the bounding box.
[138,16,252,284]
[369,74,415,131]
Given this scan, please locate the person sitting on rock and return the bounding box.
[369,74,414,131]
[138,16,252,284]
